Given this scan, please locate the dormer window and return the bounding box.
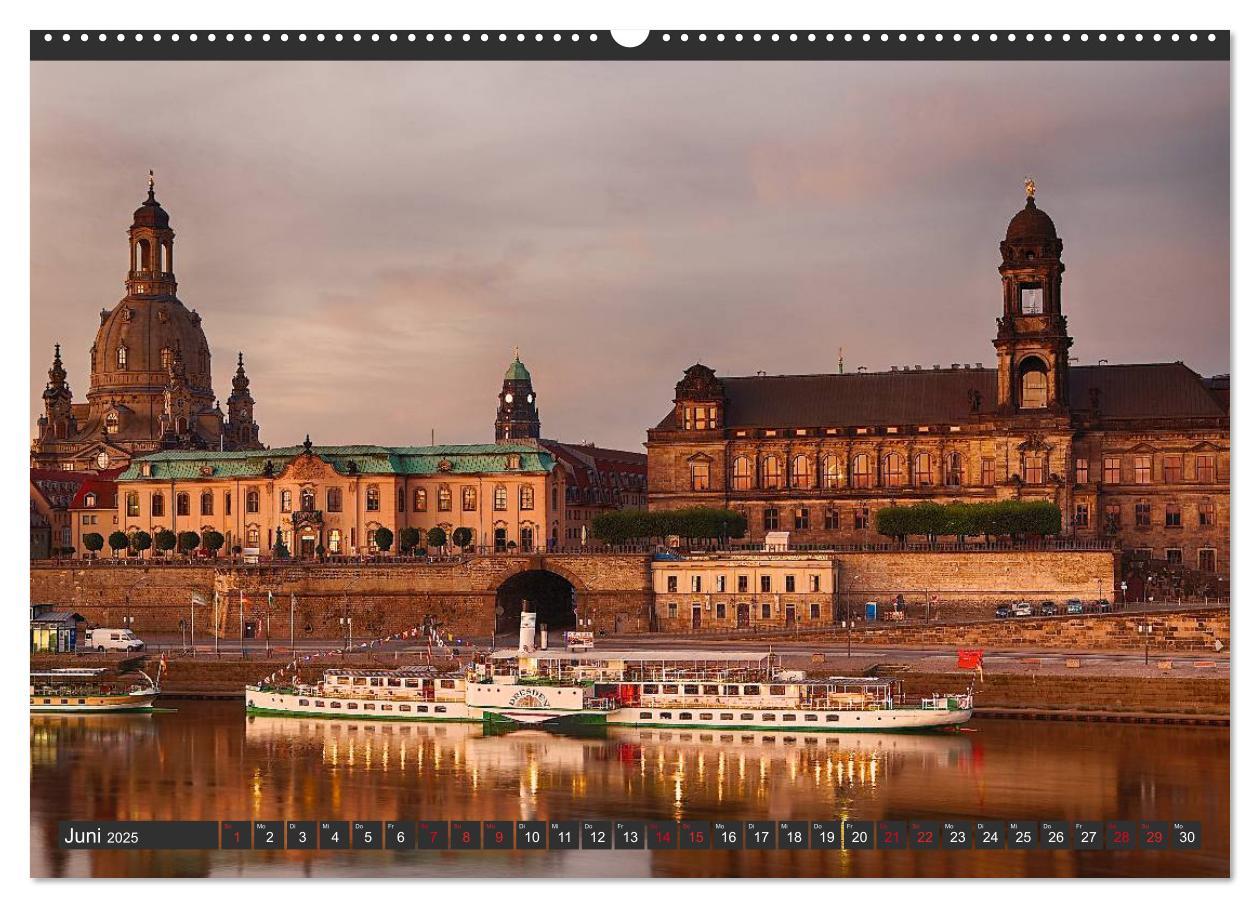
[84,493,97,508]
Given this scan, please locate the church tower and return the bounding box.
[37,344,77,441]
[993,179,1073,414]
[495,352,541,443]
[225,352,262,448]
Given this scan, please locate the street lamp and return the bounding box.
[846,573,860,659]
[339,615,353,652]
[1138,619,1156,666]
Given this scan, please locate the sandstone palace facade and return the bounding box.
[31,176,263,474]
[647,189,1229,575]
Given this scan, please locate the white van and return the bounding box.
[84,628,145,652]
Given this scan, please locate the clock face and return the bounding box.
[96,452,109,469]
[504,393,514,404]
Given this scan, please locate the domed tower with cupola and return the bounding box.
[30,174,265,470]
[225,352,262,448]
[495,350,541,443]
[994,179,1073,415]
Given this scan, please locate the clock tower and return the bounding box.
[495,351,541,443]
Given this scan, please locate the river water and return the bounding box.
[30,701,1228,878]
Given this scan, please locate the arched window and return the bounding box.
[104,412,120,434]
[327,487,342,512]
[731,456,754,490]
[280,489,293,513]
[116,346,128,369]
[761,455,783,490]
[520,525,535,552]
[790,455,813,489]
[822,455,843,490]
[328,529,342,554]
[161,347,173,370]
[913,453,933,486]
[946,452,964,487]
[851,453,872,489]
[246,526,260,548]
[365,485,380,512]
[1019,357,1049,409]
[412,488,427,512]
[176,492,190,516]
[136,238,152,271]
[493,485,508,511]
[84,493,97,508]
[462,486,477,511]
[151,493,164,518]
[520,485,535,510]
[246,488,260,513]
[300,488,316,511]
[882,452,904,487]
[125,492,139,518]
[200,491,214,516]
[690,459,711,491]
[437,484,452,512]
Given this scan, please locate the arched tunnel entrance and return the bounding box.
[495,570,577,635]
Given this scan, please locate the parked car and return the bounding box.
[1095,598,1112,613]
[994,605,1012,619]
[1038,601,1058,616]
[83,627,145,652]
[1011,602,1034,618]
[1065,599,1085,615]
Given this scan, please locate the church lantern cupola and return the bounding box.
[495,350,541,443]
[994,179,1073,414]
[226,352,262,448]
[127,171,177,299]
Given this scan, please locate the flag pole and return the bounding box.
[290,593,296,654]
[213,590,219,656]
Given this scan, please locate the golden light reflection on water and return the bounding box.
[30,704,1228,878]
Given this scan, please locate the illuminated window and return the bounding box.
[1075,458,1089,485]
[328,529,342,554]
[125,492,139,518]
[882,451,903,487]
[1134,456,1153,484]
[437,485,452,512]
[790,455,812,489]
[462,486,477,511]
[822,455,842,490]
[690,459,711,491]
[731,456,753,490]
[116,345,128,369]
[1021,454,1044,485]
[761,455,783,490]
[1104,457,1121,484]
[913,452,933,486]
[280,489,293,513]
[851,454,872,489]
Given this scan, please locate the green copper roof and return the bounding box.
[118,443,554,481]
[504,356,531,382]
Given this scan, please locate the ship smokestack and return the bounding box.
[518,603,536,653]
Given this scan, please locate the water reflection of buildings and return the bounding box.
[32,706,1228,878]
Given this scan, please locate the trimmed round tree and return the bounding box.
[398,526,421,554]
[82,532,105,557]
[154,529,177,557]
[374,526,394,554]
[177,530,200,555]
[426,526,447,550]
[108,530,130,557]
[452,526,474,551]
[201,530,225,556]
[129,530,153,557]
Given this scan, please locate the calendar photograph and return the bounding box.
[25,25,1230,882]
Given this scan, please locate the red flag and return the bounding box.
[957,650,983,670]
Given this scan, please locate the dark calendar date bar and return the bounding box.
[57,820,1203,850]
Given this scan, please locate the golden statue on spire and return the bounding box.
[1024,176,1036,200]
[148,169,155,191]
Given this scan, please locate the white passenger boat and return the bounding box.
[245,613,972,732]
[30,666,161,713]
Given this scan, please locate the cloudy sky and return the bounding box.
[31,60,1229,452]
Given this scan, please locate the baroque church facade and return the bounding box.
[31,177,263,474]
[647,188,1230,577]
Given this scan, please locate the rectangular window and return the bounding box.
[1020,284,1044,314]
[150,493,164,517]
[1162,456,1183,484]
[1134,455,1153,485]
[667,603,677,619]
[1199,501,1215,527]
[462,486,477,512]
[366,485,380,511]
[810,603,820,620]
[1198,549,1217,573]
[785,576,796,593]
[126,492,139,518]
[1165,503,1181,528]
[1104,457,1121,484]
[760,575,772,594]
[716,603,726,620]
[689,460,711,491]
[1075,458,1089,485]
[1135,501,1151,528]
[809,574,821,593]
[716,575,726,593]
[763,507,779,531]
[794,507,809,530]
[666,575,678,593]
[824,508,840,530]
[1022,455,1044,485]
[737,575,749,594]
[224,492,232,516]
[980,457,995,486]
[327,488,343,512]
[1074,504,1090,529]
[854,507,869,530]
[761,603,771,619]
[1195,455,1216,484]
[1104,503,1121,533]
[1165,548,1182,566]
[690,576,702,593]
